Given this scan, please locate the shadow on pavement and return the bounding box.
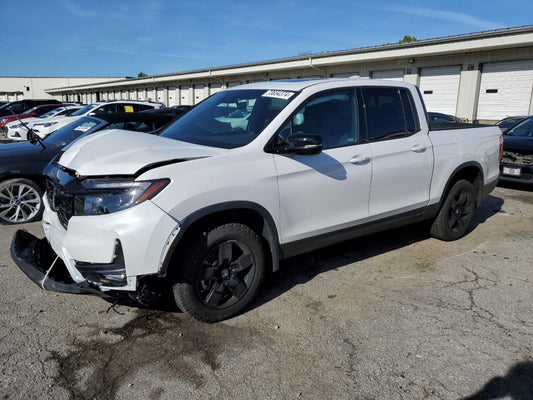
[464,361,533,400]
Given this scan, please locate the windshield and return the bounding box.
[160,89,296,148]
[70,104,96,116]
[42,116,104,148]
[22,108,36,115]
[40,107,64,118]
[497,117,525,130]
[506,117,533,137]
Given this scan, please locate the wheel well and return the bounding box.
[446,165,484,206]
[163,207,278,279]
[0,175,45,193]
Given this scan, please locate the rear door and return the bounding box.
[361,86,433,219]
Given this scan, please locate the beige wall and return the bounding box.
[0,77,123,101]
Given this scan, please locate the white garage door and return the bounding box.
[419,66,461,115]
[146,88,154,102]
[209,83,222,96]
[477,60,533,121]
[372,69,404,81]
[180,86,190,105]
[194,84,205,104]
[129,89,137,100]
[167,86,177,106]
[156,88,165,104]
[227,81,242,88]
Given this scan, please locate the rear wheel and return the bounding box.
[430,179,476,241]
[0,179,43,224]
[173,223,265,322]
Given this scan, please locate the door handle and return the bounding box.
[349,155,370,164]
[411,145,427,153]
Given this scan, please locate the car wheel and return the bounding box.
[430,179,476,241]
[0,179,44,225]
[173,223,265,322]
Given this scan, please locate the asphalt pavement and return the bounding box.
[0,184,532,400]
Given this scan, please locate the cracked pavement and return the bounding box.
[0,184,532,399]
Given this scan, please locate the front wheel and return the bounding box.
[0,179,44,224]
[173,223,266,322]
[430,179,476,241]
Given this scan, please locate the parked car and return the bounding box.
[0,99,61,117]
[495,116,528,133]
[0,103,72,130]
[141,105,193,118]
[11,79,501,322]
[427,112,467,124]
[3,105,83,141]
[31,100,164,138]
[499,115,533,184]
[0,112,175,224]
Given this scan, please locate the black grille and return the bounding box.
[46,179,74,229]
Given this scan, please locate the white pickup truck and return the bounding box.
[11,79,502,322]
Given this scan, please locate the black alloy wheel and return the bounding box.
[430,179,476,241]
[173,223,265,322]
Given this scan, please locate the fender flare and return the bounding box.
[160,201,281,276]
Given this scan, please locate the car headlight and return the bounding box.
[73,178,170,216]
[0,119,6,124]
[42,122,58,128]
[8,123,23,129]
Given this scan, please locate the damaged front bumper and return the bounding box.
[11,230,102,294]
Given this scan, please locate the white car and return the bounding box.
[3,105,82,141]
[12,79,501,322]
[31,100,164,138]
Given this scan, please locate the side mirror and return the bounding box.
[285,133,323,155]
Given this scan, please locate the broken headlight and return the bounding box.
[73,178,170,216]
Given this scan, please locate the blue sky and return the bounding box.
[1,0,531,77]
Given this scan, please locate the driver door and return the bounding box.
[272,89,372,246]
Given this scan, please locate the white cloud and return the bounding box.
[62,0,97,17]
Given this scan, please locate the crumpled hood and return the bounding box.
[58,129,227,176]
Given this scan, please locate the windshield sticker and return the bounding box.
[74,125,92,132]
[124,105,134,113]
[262,90,295,100]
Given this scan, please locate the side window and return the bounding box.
[362,87,419,141]
[138,104,155,111]
[399,89,419,132]
[119,103,140,112]
[94,104,117,114]
[277,90,358,149]
[105,121,151,132]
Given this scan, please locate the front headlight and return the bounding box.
[73,178,170,216]
[8,123,23,129]
[0,119,6,124]
[42,122,58,128]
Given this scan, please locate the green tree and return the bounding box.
[399,35,417,43]
[138,72,148,77]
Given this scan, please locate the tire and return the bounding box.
[173,223,266,323]
[430,179,476,241]
[0,179,44,225]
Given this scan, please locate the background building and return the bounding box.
[6,26,533,123]
[0,76,123,102]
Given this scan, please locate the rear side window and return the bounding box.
[94,104,117,114]
[362,87,420,141]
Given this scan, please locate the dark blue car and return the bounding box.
[0,113,175,224]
